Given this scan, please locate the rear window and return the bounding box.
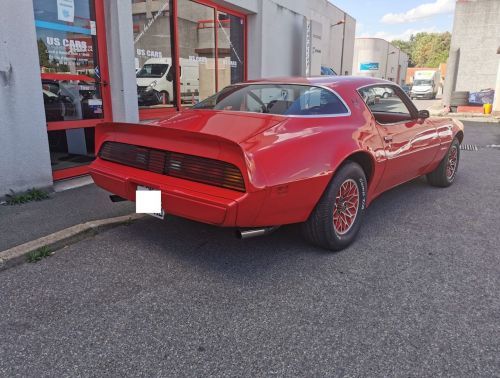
[193,84,349,116]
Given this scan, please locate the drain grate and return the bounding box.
[461,144,478,151]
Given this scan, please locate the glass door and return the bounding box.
[33,0,111,180]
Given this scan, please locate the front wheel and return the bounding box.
[302,162,367,251]
[427,138,460,187]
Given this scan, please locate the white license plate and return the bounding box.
[136,185,165,219]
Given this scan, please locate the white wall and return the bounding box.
[245,0,355,78]
[352,38,408,85]
[0,0,53,197]
[104,0,139,123]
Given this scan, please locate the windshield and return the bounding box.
[193,84,348,116]
[136,64,168,78]
[413,79,432,86]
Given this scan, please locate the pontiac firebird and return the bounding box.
[90,76,463,251]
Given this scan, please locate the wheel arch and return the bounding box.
[311,150,375,212]
[342,150,375,185]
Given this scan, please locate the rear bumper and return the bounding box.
[90,160,245,226]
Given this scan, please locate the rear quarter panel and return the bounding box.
[240,99,384,225]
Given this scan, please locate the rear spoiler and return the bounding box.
[95,122,243,151]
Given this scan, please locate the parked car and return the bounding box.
[372,86,393,98]
[320,66,337,76]
[90,77,463,251]
[401,84,411,96]
[360,87,376,105]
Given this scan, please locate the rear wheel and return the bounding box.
[427,138,460,187]
[302,162,367,251]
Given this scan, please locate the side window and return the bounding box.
[359,85,412,124]
[286,87,348,116]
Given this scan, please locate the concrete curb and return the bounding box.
[429,108,500,123]
[0,213,145,272]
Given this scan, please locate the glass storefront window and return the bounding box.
[178,0,216,105]
[48,128,95,171]
[34,0,104,121]
[132,0,176,109]
[217,12,245,90]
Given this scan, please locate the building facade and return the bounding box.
[443,0,500,112]
[0,0,355,197]
[352,38,408,86]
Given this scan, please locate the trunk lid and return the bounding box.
[148,109,286,144]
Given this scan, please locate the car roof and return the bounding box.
[243,76,395,91]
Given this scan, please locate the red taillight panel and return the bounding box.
[98,142,246,192]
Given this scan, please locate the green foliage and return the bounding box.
[27,246,53,263]
[37,38,50,68]
[5,188,50,205]
[392,32,451,68]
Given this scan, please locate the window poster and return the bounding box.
[57,0,75,23]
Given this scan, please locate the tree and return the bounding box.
[37,38,50,68]
[392,32,451,68]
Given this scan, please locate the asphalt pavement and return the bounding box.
[0,184,134,251]
[0,122,499,376]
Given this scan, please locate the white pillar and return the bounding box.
[493,57,500,115]
[104,0,139,123]
[0,0,53,196]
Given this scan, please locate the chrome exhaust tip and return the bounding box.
[236,226,280,239]
[109,194,127,202]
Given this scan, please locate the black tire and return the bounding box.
[451,91,469,99]
[427,138,460,187]
[302,162,367,251]
[383,92,389,99]
[450,98,468,107]
[157,91,170,105]
[450,91,469,106]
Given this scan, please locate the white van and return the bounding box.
[136,57,199,106]
[410,70,440,100]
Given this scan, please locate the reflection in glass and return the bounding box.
[217,12,245,90]
[178,0,216,105]
[132,0,175,108]
[33,0,104,121]
[48,128,95,171]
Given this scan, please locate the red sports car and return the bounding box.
[90,77,463,250]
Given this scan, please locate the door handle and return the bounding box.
[384,136,393,143]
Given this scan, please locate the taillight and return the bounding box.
[98,142,245,192]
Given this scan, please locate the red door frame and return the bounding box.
[140,0,248,118]
[41,0,112,180]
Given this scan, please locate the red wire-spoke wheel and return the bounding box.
[333,179,360,235]
[427,137,460,187]
[302,161,366,251]
[446,145,458,180]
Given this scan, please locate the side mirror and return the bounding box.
[418,110,430,119]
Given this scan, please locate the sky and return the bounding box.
[330,0,455,41]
